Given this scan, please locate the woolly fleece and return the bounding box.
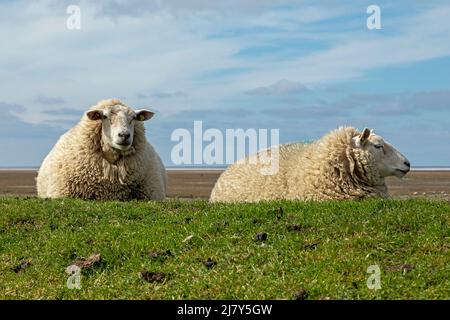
[37,99,167,200]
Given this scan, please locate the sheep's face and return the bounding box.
[353,128,410,178]
[87,104,154,151]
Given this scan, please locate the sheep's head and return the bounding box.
[86,103,153,152]
[353,128,410,178]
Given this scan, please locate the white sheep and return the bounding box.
[37,98,167,200]
[210,126,410,202]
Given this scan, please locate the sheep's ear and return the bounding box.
[360,128,371,142]
[86,110,104,121]
[354,127,372,147]
[135,110,154,121]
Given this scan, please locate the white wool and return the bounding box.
[36,98,167,200]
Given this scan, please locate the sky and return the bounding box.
[0,0,449,167]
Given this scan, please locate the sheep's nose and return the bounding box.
[118,132,130,140]
[404,161,410,168]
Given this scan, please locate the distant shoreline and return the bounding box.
[1,169,449,199]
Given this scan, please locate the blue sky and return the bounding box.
[0,0,449,167]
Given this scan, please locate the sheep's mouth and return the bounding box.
[114,142,132,150]
[395,168,409,175]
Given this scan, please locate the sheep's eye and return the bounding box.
[374,144,383,149]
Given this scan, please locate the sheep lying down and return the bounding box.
[37,98,167,201]
[210,127,410,202]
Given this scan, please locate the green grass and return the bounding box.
[0,198,449,300]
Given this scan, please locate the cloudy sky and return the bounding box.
[1,0,449,167]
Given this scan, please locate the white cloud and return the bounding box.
[233,6,450,89]
[1,1,449,125]
[245,79,309,96]
[35,95,67,105]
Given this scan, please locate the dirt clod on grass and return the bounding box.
[66,253,102,273]
[387,264,414,273]
[148,250,173,259]
[294,288,309,300]
[254,232,268,241]
[287,224,302,232]
[203,258,217,268]
[12,260,31,273]
[274,207,284,222]
[141,271,166,283]
[302,242,318,250]
[184,217,192,224]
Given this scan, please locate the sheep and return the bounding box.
[210,126,410,202]
[36,98,167,201]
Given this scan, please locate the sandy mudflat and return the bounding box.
[0,169,449,200]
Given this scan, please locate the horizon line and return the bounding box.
[0,166,450,171]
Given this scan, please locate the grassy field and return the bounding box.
[0,197,449,300]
